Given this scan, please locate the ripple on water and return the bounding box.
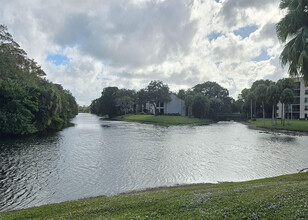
[1,113,308,212]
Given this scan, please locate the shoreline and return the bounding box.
[1,172,308,218]
[110,114,213,126]
[245,121,308,136]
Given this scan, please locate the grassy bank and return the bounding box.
[249,118,308,132]
[113,114,212,126]
[1,173,308,219]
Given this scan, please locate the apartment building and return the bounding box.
[277,78,308,119]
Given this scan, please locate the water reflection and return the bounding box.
[0,113,308,212]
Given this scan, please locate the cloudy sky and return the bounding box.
[0,0,288,105]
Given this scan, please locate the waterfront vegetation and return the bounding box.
[249,118,308,132]
[113,114,212,125]
[0,25,78,136]
[91,81,238,120]
[1,172,307,219]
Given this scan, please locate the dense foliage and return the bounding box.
[238,78,295,126]
[91,80,238,120]
[0,25,78,135]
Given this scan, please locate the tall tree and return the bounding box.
[193,81,229,99]
[145,80,171,115]
[137,89,148,112]
[0,25,78,135]
[280,88,294,125]
[276,78,294,123]
[276,0,308,79]
[99,87,119,118]
[116,89,136,115]
[266,84,280,126]
[255,84,267,125]
[177,89,186,100]
[209,98,223,120]
[185,95,194,118]
[192,95,210,119]
[247,91,255,120]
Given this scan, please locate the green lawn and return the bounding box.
[249,118,308,132]
[1,173,308,219]
[113,114,212,126]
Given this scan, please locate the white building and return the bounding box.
[277,78,308,119]
[146,94,186,116]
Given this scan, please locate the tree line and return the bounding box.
[90,80,239,120]
[237,78,295,126]
[0,25,78,136]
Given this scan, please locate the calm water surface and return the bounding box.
[0,113,307,211]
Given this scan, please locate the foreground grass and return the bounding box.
[249,118,308,132]
[113,114,212,125]
[1,173,308,219]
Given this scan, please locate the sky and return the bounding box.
[0,0,288,105]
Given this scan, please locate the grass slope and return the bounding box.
[1,173,308,219]
[113,114,212,126]
[249,118,308,132]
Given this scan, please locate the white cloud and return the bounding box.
[0,0,288,105]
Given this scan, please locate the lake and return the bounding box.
[0,113,307,212]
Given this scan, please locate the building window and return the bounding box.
[306,90,308,95]
[294,90,300,96]
[294,97,300,104]
[305,106,308,111]
[306,98,308,103]
[294,82,301,89]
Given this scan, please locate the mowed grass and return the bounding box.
[249,118,308,132]
[1,173,308,219]
[113,114,212,125]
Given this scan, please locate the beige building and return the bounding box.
[277,78,308,119]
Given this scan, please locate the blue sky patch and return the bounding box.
[208,32,222,41]
[234,25,258,38]
[46,53,70,66]
[253,49,271,62]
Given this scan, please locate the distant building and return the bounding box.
[277,78,308,119]
[146,94,186,116]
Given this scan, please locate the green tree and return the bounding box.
[177,89,186,100]
[247,91,255,120]
[192,95,210,119]
[209,98,223,120]
[116,96,134,115]
[100,87,119,118]
[116,89,136,115]
[137,89,148,112]
[277,78,294,123]
[280,88,294,125]
[193,81,229,99]
[185,95,195,118]
[0,25,78,136]
[276,0,308,79]
[255,84,268,125]
[145,80,171,115]
[266,84,280,126]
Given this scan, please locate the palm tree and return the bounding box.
[280,88,294,125]
[247,91,255,120]
[276,0,308,79]
[266,85,280,126]
[255,84,267,126]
